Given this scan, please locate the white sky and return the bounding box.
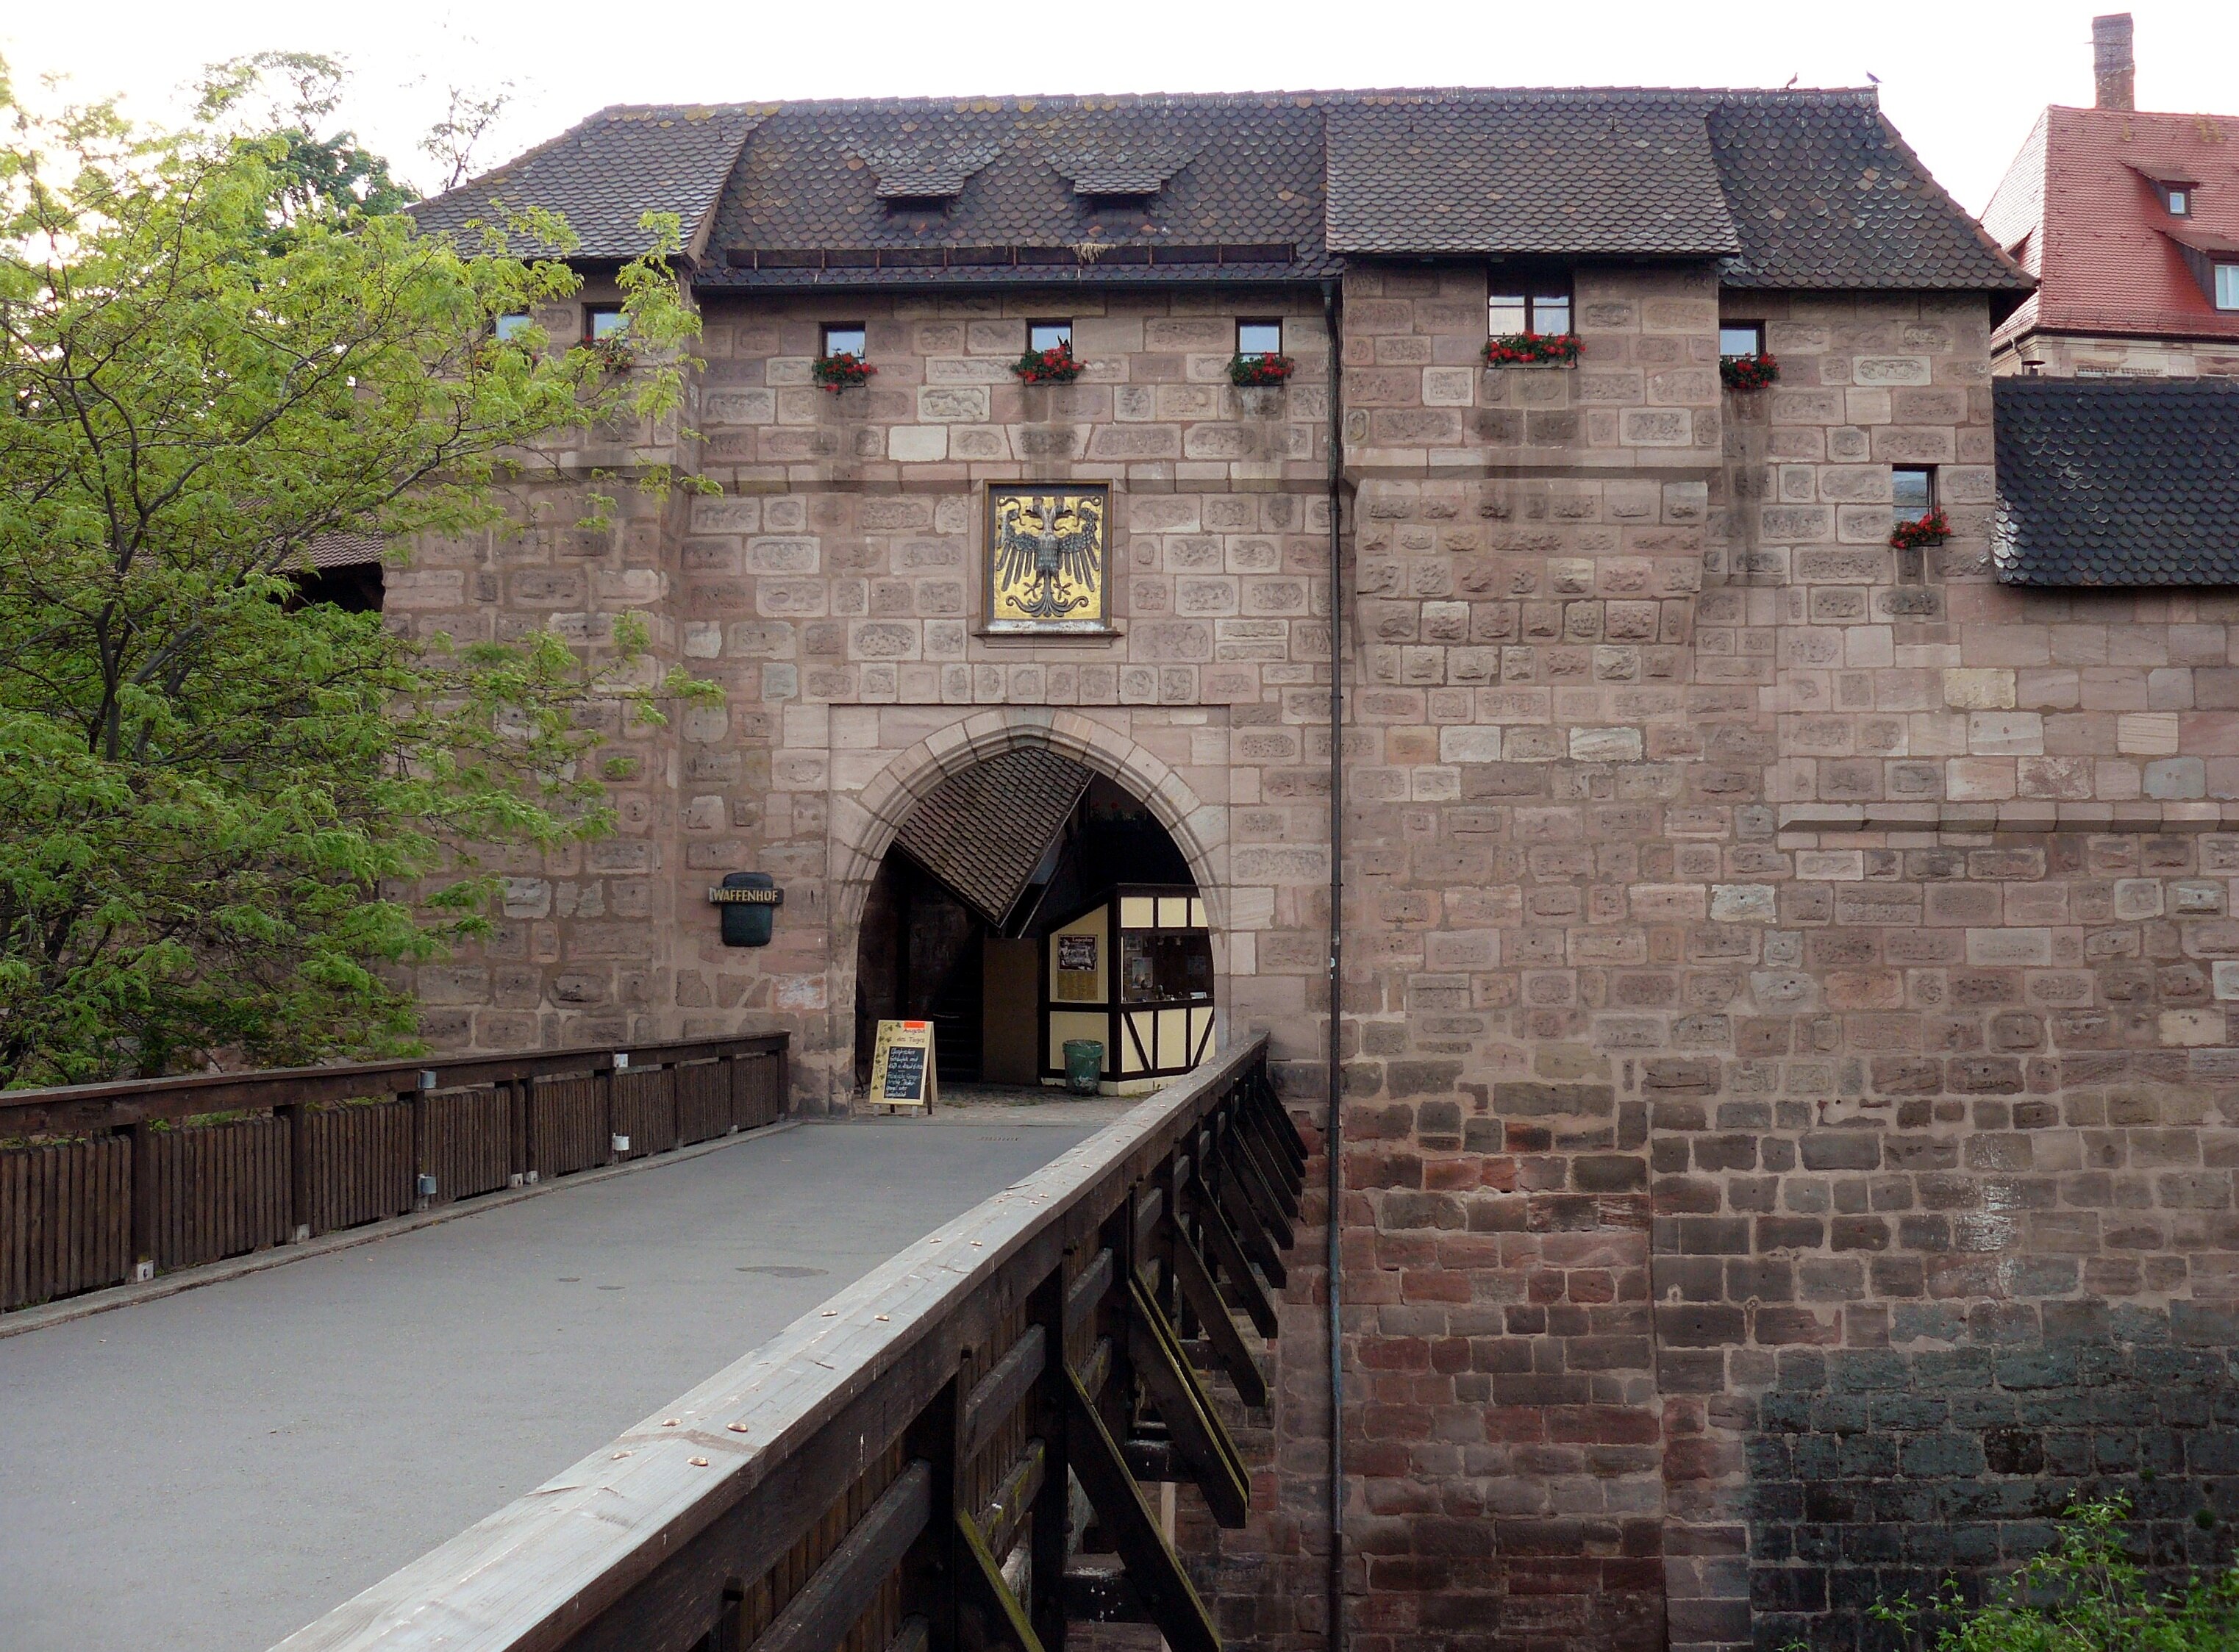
[4,1,2235,213]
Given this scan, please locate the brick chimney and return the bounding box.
[2093,12,2135,110]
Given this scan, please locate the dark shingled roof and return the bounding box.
[421,87,2025,294]
[1709,92,2027,292]
[699,96,1331,287]
[411,104,765,262]
[1993,376,2239,587]
[894,748,1093,926]
[1324,91,1740,257]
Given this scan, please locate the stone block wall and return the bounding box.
[1992,329,2239,378]
[394,265,2239,1652]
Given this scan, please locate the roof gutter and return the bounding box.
[1320,272,1347,1652]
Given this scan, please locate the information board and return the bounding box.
[868,1020,937,1112]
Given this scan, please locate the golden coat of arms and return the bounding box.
[988,487,1108,629]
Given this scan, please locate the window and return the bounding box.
[1027,320,1073,352]
[1121,930,1213,1002]
[1237,318,1284,357]
[495,312,534,341]
[584,305,627,342]
[1719,323,1765,358]
[2168,186,2191,216]
[2218,265,2239,312]
[1892,466,1938,526]
[1489,282,1571,337]
[821,323,867,358]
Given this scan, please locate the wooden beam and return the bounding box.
[1062,1366,1221,1652]
[749,1459,932,1652]
[1164,1215,1268,1407]
[1063,1249,1113,1334]
[961,1327,1044,1460]
[1060,1567,1146,1625]
[1192,1192,1276,1339]
[1124,1277,1249,1528]
[1227,1132,1295,1251]
[955,1507,1043,1652]
[1215,1169,1288,1292]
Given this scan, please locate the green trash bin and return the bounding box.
[1062,1039,1104,1095]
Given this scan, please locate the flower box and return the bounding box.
[587,335,636,373]
[1890,509,1950,551]
[1012,342,1085,385]
[811,351,876,393]
[1228,351,1296,387]
[1720,352,1779,391]
[1485,332,1580,368]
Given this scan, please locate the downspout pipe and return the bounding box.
[1319,274,1346,1652]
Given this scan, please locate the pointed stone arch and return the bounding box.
[831,709,1229,937]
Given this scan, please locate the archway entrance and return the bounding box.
[851,748,1213,1095]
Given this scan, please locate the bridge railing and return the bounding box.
[276,1033,1303,1652]
[0,1032,789,1313]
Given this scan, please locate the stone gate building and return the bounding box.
[400,85,2239,1652]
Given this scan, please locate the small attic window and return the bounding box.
[2217,265,2239,312]
[2167,186,2192,217]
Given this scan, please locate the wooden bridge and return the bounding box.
[0,1033,1302,1652]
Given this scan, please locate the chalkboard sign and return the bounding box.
[868,1020,937,1112]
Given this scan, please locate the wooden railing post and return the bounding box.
[1028,1259,1071,1652]
[509,1079,530,1187]
[125,1121,157,1282]
[407,1070,435,1212]
[599,1055,620,1164]
[276,1101,311,1242]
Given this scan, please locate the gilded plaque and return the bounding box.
[987,486,1108,631]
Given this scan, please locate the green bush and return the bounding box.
[1858,1495,2239,1651]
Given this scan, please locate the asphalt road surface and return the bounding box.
[0,1103,1117,1652]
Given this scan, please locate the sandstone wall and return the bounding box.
[394,268,2239,1652]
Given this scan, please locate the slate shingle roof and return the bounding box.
[1993,376,2239,586]
[893,748,1093,926]
[1709,93,2028,293]
[1324,91,1740,257]
[698,96,1330,288]
[418,87,2024,296]
[411,104,765,262]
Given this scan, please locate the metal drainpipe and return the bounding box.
[1319,274,1346,1652]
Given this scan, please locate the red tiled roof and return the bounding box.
[1985,104,2239,343]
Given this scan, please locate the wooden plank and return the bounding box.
[954,1508,1041,1652]
[1215,1164,1287,1290]
[1060,1366,1218,1652]
[1061,1251,1112,1335]
[273,1037,1271,1652]
[1122,1276,1249,1528]
[1190,1190,1276,1340]
[960,1327,1043,1462]
[749,1460,932,1652]
[1163,1215,1267,1407]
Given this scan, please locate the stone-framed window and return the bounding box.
[1488,278,1571,336]
[821,322,868,357]
[1027,319,1073,352]
[1719,321,1765,358]
[583,304,626,343]
[1237,318,1284,357]
[1893,465,1939,525]
[494,312,534,341]
[985,484,1110,633]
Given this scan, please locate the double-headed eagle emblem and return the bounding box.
[991,492,1104,623]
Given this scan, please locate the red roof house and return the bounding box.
[1985,13,2239,371]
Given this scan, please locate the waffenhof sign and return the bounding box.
[868,1020,938,1111]
[988,486,1108,632]
[709,873,785,947]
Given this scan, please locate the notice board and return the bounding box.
[868,1020,937,1111]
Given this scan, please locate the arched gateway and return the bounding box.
[830,715,1226,1101]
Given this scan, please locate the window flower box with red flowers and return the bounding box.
[1485,332,1581,368]
[1890,509,1950,551]
[1228,351,1296,387]
[811,351,876,393]
[1720,352,1779,391]
[587,335,637,374]
[1012,341,1085,385]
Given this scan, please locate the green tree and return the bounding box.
[0,60,712,1087]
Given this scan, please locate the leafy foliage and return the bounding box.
[1846,1496,2239,1652]
[0,60,713,1085]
